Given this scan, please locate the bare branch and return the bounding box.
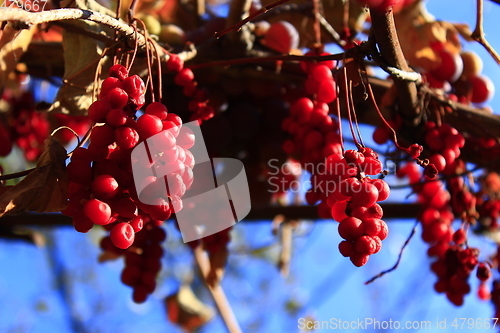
[370,8,420,126]
[0,7,148,48]
[193,246,242,333]
[472,0,500,64]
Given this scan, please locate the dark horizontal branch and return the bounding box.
[0,203,422,227]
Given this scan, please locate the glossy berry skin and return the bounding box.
[110,223,135,249]
[262,21,299,53]
[83,198,112,225]
[145,102,168,120]
[137,114,163,139]
[115,127,139,149]
[470,75,495,104]
[91,174,120,200]
[109,64,129,80]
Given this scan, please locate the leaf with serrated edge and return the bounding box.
[0,137,68,217]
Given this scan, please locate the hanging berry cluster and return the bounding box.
[1,91,49,162]
[307,148,389,266]
[63,64,195,302]
[167,54,215,123]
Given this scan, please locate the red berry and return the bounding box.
[83,198,112,225]
[137,114,163,139]
[470,75,494,104]
[145,102,168,120]
[91,174,120,200]
[88,100,111,123]
[355,235,377,255]
[106,108,128,127]
[339,241,354,257]
[115,127,139,149]
[109,64,129,80]
[174,68,195,87]
[110,223,135,249]
[166,54,184,72]
[338,217,364,241]
[104,87,129,108]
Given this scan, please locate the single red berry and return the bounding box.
[115,127,139,149]
[174,68,195,87]
[137,114,163,140]
[91,174,120,200]
[83,198,112,225]
[110,222,135,249]
[166,54,184,72]
[145,102,168,120]
[109,64,129,80]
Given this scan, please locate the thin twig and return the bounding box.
[365,220,419,284]
[311,0,321,47]
[471,0,500,64]
[193,246,242,333]
[214,0,292,38]
[0,168,35,181]
[278,221,293,277]
[317,12,345,48]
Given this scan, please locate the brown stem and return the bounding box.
[0,7,148,48]
[0,168,35,181]
[472,0,500,64]
[311,0,321,47]
[369,8,420,126]
[193,246,242,333]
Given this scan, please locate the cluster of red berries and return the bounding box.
[0,92,49,161]
[102,225,167,303]
[306,148,389,266]
[431,246,479,306]
[281,51,341,168]
[63,64,195,302]
[397,161,491,305]
[281,97,340,168]
[423,122,465,174]
[167,54,214,123]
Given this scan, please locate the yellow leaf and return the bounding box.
[0,137,68,217]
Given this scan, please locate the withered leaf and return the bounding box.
[165,284,214,332]
[0,24,35,89]
[0,137,68,217]
[48,18,111,116]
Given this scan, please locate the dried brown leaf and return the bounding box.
[0,25,34,89]
[165,284,214,332]
[48,16,111,115]
[0,137,68,217]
